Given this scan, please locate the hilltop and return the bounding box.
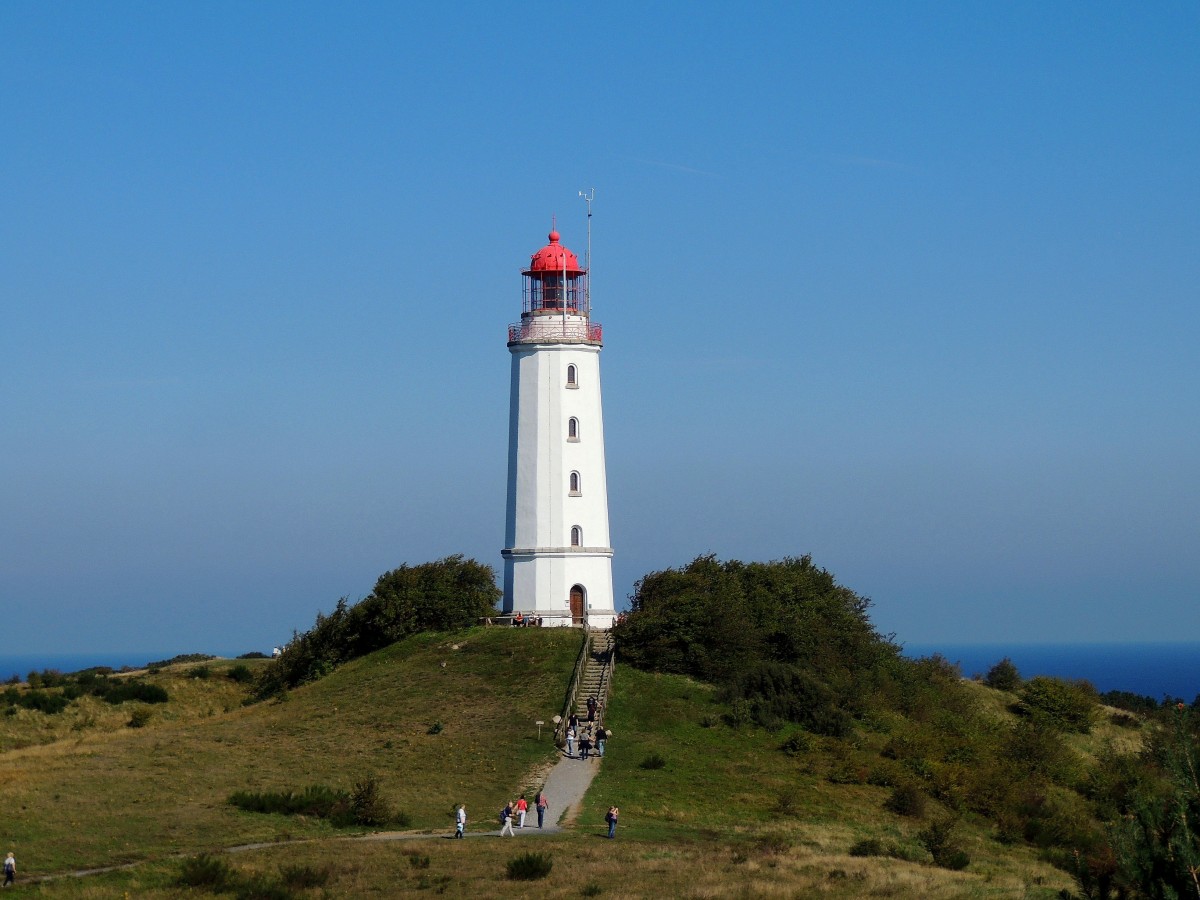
[0,623,1164,898]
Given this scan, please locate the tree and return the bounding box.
[984,657,1022,692]
[257,556,500,695]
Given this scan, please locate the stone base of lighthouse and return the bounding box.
[502,548,616,629]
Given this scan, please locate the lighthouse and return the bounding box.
[502,224,615,628]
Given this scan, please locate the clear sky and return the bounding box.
[3,1,1197,657]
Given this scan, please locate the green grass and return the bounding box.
[1,632,1141,897]
[0,627,579,874]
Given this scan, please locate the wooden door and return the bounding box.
[570,586,585,625]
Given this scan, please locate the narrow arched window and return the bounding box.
[571,526,582,547]
[569,471,581,495]
[567,417,579,441]
[566,364,578,387]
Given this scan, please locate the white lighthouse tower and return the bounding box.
[502,223,615,628]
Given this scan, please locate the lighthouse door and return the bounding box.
[569,586,585,625]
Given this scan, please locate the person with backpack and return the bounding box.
[3,852,14,887]
[500,801,516,836]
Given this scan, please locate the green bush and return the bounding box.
[350,775,393,827]
[984,657,1021,692]
[103,682,169,705]
[229,785,351,820]
[229,780,407,828]
[278,864,330,888]
[848,838,888,857]
[14,689,70,714]
[177,853,236,890]
[638,753,666,770]
[227,665,254,684]
[721,662,852,736]
[885,783,926,818]
[255,555,501,696]
[778,732,812,756]
[917,818,970,870]
[1018,677,1097,733]
[506,852,553,880]
[188,665,211,680]
[127,707,153,728]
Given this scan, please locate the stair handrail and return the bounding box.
[555,629,591,747]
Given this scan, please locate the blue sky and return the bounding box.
[2,1,1197,657]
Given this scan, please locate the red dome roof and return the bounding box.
[525,230,583,274]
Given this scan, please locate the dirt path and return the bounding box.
[30,747,606,883]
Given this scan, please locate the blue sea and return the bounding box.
[903,642,1200,702]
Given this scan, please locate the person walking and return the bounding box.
[516,794,528,828]
[454,804,466,838]
[580,729,593,760]
[605,806,619,839]
[500,801,516,837]
[2,852,14,887]
[535,790,548,829]
[586,696,597,722]
[566,726,576,758]
[596,725,607,757]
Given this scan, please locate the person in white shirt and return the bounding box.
[455,805,466,838]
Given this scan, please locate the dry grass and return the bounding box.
[1,628,580,875]
[2,633,1114,897]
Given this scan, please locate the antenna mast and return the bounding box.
[579,188,594,319]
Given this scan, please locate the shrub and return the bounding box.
[506,852,553,880]
[722,662,853,736]
[15,689,70,715]
[255,556,501,696]
[885,783,926,818]
[581,883,603,897]
[638,753,666,770]
[848,838,887,857]
[984,657,1021,692]
[228,665,254,684]
[427,721,443,735]
[779,732,812,756]
[407,855,430,870]
[177,853,236,890]
[188,665,211,680]
[1018,677,1097,733]
[350,775,393,827]
[127,707,153,728]
[103,682,169,705]
[279,864,330,888]
[229,784,350,820]
[233,873,294,899]
[238,652,269,659]
[917,818,970,870]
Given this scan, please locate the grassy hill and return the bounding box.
[0,628,1151,898]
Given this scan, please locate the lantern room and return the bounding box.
[522,229,588,317]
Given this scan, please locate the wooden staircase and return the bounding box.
[574,630,615,726]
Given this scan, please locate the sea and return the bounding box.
[3,643,1197,703]
[902,642,1200,702]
